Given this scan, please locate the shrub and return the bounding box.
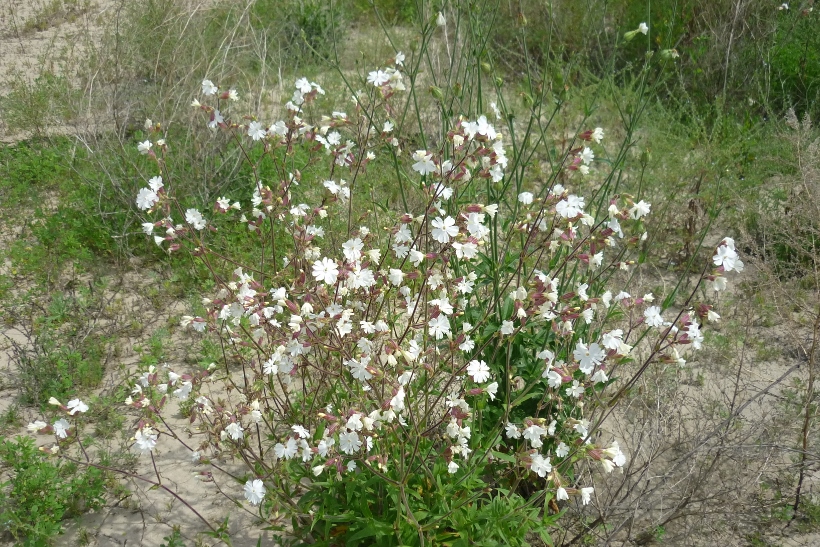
[69,52,739,545]
[21,2,745,544]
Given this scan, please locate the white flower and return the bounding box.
[412,150,436,175]
[244,479,266,505]
[388,269,405,286]
[430,295,454,315]
[531,453,552,477]
[545,369,563,389]
[248,121,267,141]
[224,422,244,441]
[638,22,649,35]
[185,209,207,230]
[202,79,218,96]
[66,399,88,415]
[711,276,728,292]
[556,442,569,458]
[390,386,406,412]
[466,360,490,383]
[486,382,498,401]
[136,188,158,210]
[499,320,515,335]
[574,419,590,438]
[137,140,152,154]
[134,427,158,452]
[448,461,459,474]
[342,237,364,262]
[295,77,311,93]
[53,418,70,439]
[523,424,546,447]
[346,358,373,381]
[347,414,364,432]
[436,11,446,26]
[644,306,664,327]
[573,341,606,374]
[292,425,310,438]
[601,329,624,351]
[713,244,744,272]
[274,438,299,459]
[208,109,224,129]
[592,127,604,143]
[580,147,594,165]
[630,200,651,219]
[580,486,594,505]
[518,192,534,205]
[453,241,478,260]
[505,423,521,439]
[602,441,627,467]
[312,257,339,285]
[566,380,585,398]
[148,176,163,191]
[431,216,459,244]
[591,369,609,384]
[367,70,389,86]
[557,487,569,501]
[27,420,47,433]
[339,431,362,454]
[429,315,451,340]
[556,195,585,218]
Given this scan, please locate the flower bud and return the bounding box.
[659,49,679,60]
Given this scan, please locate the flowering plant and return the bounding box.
[29,48,741,544]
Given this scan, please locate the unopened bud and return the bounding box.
[659,49,680,60]
[640,148,651,168]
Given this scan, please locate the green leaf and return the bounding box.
[348,525,379,542]
[491,450,516,463]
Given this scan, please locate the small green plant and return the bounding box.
[0,405,23,435]
[251,0,343,64]
[20,0,90,34]
[11,332,106,408]
[160,527,188,547]
[0,436,106,544]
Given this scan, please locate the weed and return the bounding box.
[0,436,106,544]
[0,405,23,435]
[160,527,187,547]
[19,0,90,34]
